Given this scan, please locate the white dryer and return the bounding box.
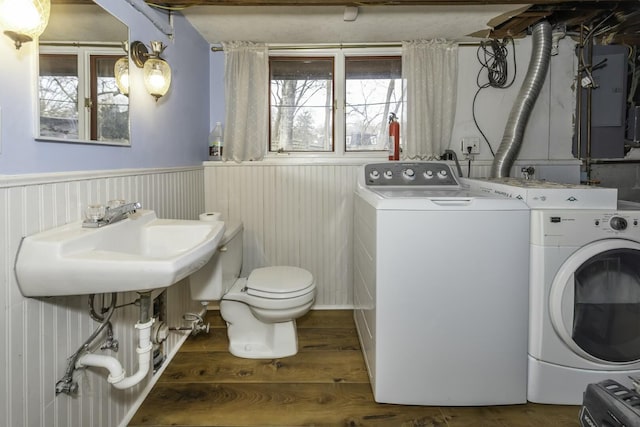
[529,207,640,404]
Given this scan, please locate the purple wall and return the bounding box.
[0,1,210,174]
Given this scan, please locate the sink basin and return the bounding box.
[15,210,225,297]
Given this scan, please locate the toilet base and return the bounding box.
[220,299,299,359]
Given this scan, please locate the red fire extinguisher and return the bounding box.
[388,113,400,161]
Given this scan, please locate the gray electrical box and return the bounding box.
[574,45,629,159]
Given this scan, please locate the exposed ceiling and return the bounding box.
[52,1,640,45]
[182,4,530,44]
[43,4,127,42]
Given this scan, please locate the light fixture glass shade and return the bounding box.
[0,0,50,48]
[143,57,171,101]
[114,56,130,95]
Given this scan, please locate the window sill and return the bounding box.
[204,152,389,166]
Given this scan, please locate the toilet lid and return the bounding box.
[246,266,315,299]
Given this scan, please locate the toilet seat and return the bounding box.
[224,277,315,311]
[246,266,314,299]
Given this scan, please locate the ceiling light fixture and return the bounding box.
[0,0,51,49]
[130,40,172,102]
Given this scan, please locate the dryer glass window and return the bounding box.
[573,249,640,362]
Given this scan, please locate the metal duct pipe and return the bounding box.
[490,21,552,178]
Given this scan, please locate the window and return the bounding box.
[345,56,402,152]
[268,50,401,155]
[39,54,79,139]
[270,57,334,152]
[39,47,129,143]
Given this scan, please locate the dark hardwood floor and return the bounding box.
[129,310,580,427]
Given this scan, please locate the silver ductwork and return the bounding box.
[491,21,552,178]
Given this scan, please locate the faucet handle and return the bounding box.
[84,204,106,222]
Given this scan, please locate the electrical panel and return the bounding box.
[574,45,629,159]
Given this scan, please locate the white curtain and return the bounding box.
[401,40,458,160]
[221,41,269,162]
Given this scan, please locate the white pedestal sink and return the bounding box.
[15,210,225,297]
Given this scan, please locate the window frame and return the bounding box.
[267,47,402,159]
[269,55,336,154]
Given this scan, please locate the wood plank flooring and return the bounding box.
[129,310,580,427]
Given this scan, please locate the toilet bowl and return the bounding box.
[189,218,316,359]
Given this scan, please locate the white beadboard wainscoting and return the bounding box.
[205,161,359,308]
[203,158,580,308]
[0,167,205,427]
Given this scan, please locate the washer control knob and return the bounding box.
[610,216,628,231]
[369,170,380,180]
[424,170,434,179]
[437,170,448,179]
[403,168,415,180]
[384,170,393,179]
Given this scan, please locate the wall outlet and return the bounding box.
[461,137,480,154]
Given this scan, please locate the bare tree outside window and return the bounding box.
[270,57,334,152]
[269,55,401,154]
[345,56,402,152]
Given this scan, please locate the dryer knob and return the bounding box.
[610,216,628,231]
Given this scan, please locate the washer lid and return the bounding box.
[246,266,314,298]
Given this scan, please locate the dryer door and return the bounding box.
[549,239,640,364]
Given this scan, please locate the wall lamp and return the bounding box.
[130,40,172,102]
[114,42,130,96]
[0,0,50,49]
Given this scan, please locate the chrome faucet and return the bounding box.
[83,201,142,228]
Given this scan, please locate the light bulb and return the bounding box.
[148,67,165,89]
[143,57,171,101]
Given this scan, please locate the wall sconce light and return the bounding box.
[130,40,172,102]
[0,0,50,49]
[114,42,130,96]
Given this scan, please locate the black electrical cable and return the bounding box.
[472,37,517,158]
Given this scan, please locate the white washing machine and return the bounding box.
[528,206,640,404]
[353,162,530,405]
[463,178,640,404]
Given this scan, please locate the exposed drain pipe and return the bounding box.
[491,21,552,178]
[76,292,154,390]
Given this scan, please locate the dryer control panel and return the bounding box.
[364,162,458,186]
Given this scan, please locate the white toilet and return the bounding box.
[189,220,316,359]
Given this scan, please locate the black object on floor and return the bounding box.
[580,379,640,427]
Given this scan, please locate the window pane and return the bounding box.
[345,56,402,152]
[93,56,129,143]
[39,54,79,139]
[270,57,333,152]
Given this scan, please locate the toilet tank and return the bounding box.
[189,221,243,303]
